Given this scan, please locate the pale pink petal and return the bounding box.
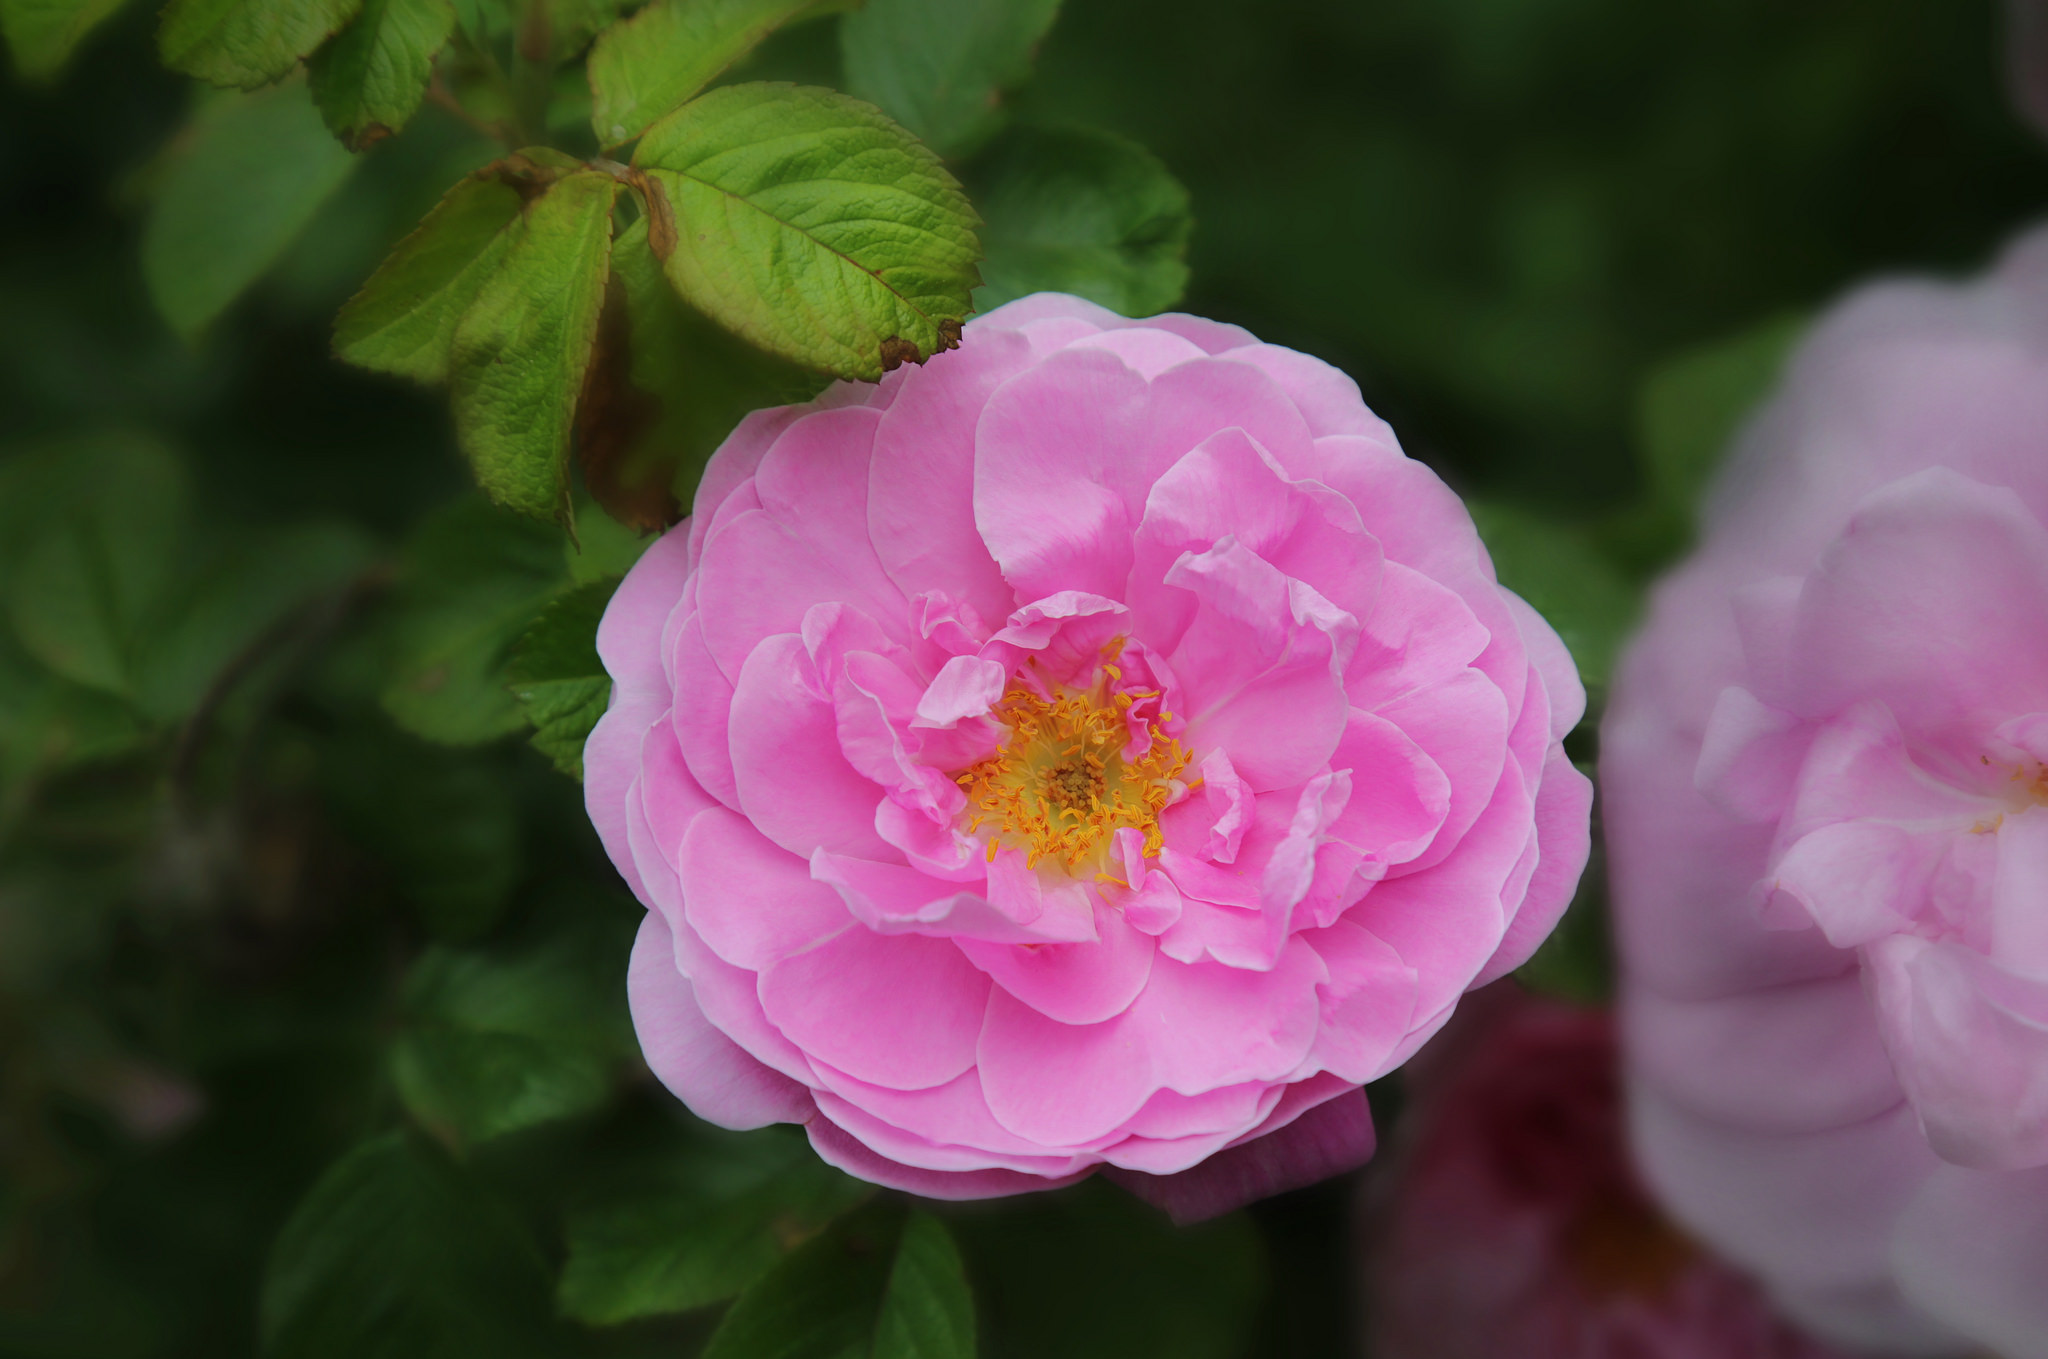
[810,849,1096,945]
[1471,748,1593,986]
[669,612,740,809]
[677,808,850,971]
[628,911,813,1129]
[1893,1163,2048,1359]
[1867,935,2048,1171]
[1791,469,2048,742]
[727,634,896,861]
[1302,919,1419,1084]
[758,929,989,1091]
[960,903,1157,1024]
[805,1113,1088,1199]
[1219,343,1387,438]
[977,942,1324,1146]
[868,332,1031,625]
[1107,1082,1374,1224]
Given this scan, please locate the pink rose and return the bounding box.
[1366,986,1850,1359]
[1605,226,2048,1355]
[586,292,1590,1210]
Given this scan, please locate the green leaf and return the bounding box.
[260,1132,559,1359]
[0,0,128,81]
[333,171,525,383]
[1468,501,1637,694]
[953,1179,1264,1359]
[0,434,190,697]
[1636,312,1805,534]
[587,0,817,147]
[700,1204,976,1359]
[307,0,457,150]
[505,577,614,778]
[390,891,637,1146]
[380,495,567,745]
[451,167,620,522]
[577,216,822,530]
[558,1120,869,1325]
[969,124,1190,318]
[143,78,360,338]
[128,520,375,722]
[159,0,362,89]
[841,0,1060,159]
[874,1212,976,1359]
[634,83,981,380]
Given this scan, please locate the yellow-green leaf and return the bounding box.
[450,168,620,522]
[160,0,362,90]
[333,171,525,382]
[634,82,979,380]
[587,0,818,147]
[307,0,457,149]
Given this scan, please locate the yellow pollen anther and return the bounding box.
[954,667,1191,876]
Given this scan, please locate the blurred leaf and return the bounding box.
[549,0,635,56]
[143,78,360,338]
[969,124,1190,317]
[380,495,566,745]
[700,1203,975,1359]
[1,434,189,697]
[260,1131,558,1359]
[841,0,1060,158]
[0,628,150,795]
[319,732,524,939]
[1468,502,1637,693]
[450,167,619,522]
[390,889,637,1145]
[952,1179,1264,1359]
[333,172,525,384]
[0,0,127,81]
[505,577,613,779]
[578,217,820,531]
[130,520,376,722]
[874,1211,976,1359]
[634,83,980,380]
[307,0,457,150]
[159,0,362,89]
[558,1120,869,1325]
[1636,311,1806,533]
[588,0,818,147]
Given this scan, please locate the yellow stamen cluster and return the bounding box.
[955,667,1192,876]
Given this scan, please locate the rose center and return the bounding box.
[954,664,1192,876]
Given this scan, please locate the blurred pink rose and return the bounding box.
[1604,226,2048,1355]
[1367,986,1848,1359]
[585,292,1591,1210]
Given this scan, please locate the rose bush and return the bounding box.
[1604,226,2048,1356]
[1366,986,1850,1359]
[586,292,1591,1210]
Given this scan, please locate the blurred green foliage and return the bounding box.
[0,0,2043,1355]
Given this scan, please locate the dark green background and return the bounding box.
[1,1,2042,1355]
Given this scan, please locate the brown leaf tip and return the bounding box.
[879,321,964,374]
